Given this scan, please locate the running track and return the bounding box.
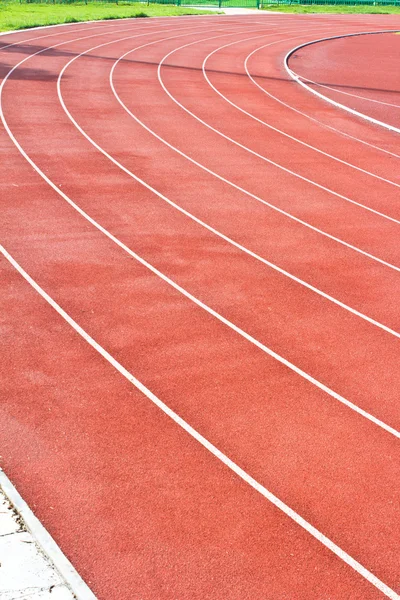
[0,12,400,600]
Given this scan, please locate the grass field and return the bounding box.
[0,2,214,33]
[261,2,400,12]
[0,0,399,35]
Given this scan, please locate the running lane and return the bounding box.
[1,14,400,600]
[289,31,400,129]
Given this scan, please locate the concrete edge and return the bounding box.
[0,469,97,600]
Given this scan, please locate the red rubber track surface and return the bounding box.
[290,31,400,128]
[1,13,400,600]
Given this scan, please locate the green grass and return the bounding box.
[0,2,215,33]
[261,2,400,12]
[0,0,398,35]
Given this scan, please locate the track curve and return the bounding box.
[287,30,400,131]
[1,13,400,600]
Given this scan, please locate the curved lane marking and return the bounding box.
[306,78,400,110]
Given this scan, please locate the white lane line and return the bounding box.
[0,470,97,600]
[55,29,400,341]
[201,34,400,189]
[4,43,400,442]
[285,32,400,136]
[158,34,400,226]
[305,78,400,110]
[2,24,400,432]
[245,42,400,161]
[1,244,399,600]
